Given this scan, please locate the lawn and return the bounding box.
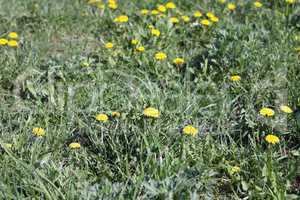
[0,0,299,199]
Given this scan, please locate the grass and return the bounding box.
[0,0,299,199]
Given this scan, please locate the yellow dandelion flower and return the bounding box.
[181,15,190,22]
[200,19,211,26]
[173,58,185,65]
[140,9,149,15]
[259,107,275,117]
[218,0,227,4]
[151,28,160,37]
[230,75,241,81]
[151,10,159,15]
[155,52,167,60]
[69,142,81,149]
[254,1,263,8]
[0,38,8,46]
[32,127,45,137]
[96,113,109,122]
[136,46,145,52]
[8,32,18,39]
[286,0,296,4]
[210,16,219,23]
[206,12,215,18]
[114,15,129,23]
[96,3,105,9]
[169,17,179,24]
[280,105,293,114]
[165,2,176,9]
[105,42,114,49]
[228,3,236,10]
[157,5,166,13]
[265,134,280,145]
[230,166,241,174]
[7,40,18,47]
[182,125,198,137]
[108,2,118,9]
[193,11,203,18]
[112,111,121,118]
[131,39,139,45]
[143,107,160,118]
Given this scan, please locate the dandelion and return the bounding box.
[169,17,179,24]
[114,15,128,23]
[200,19,210,26]
[8,32,18,39]
[259,107,275,117]
[155,52,167,60]
[182,125,198,137]
[218,0,226,4]
[254,1,263,8]
[0,38,8,46]
[173,58,185,65]
[69,142,81,149]
[151,29,160,37]
[7,40,18,47]
[230,75,241,81]
[286,0,296,4]
[210,16,219,23]
[96,113,109,122]
[108,2,118,9]
[181,15,190,22]
[32,127,45,137]
[136,46,145,52]
[193,11,203,18]
[280,105,293,114]
[265,134,280,145]
[140,9,149,15]
[206,12,215,18]
[157,5,166,12]
[143,107,160,118]
[112,111,121,118]
[228,3,236,10]
[151,10,159,15]
[131,39,139,45]
[105,42,114,49]
[230,166,241,174]
[165,2,176,9]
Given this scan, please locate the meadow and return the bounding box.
[0,0,299,199]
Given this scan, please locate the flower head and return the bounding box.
[173,58,185,65]
[210,16,219,22]
[0,38,8,46]
[155,52,167,60]
[206,12,215,18]
[8,32,18,39]
[259,107,275,117]
[157,5,166,12]
[265,134,280,145]
[169,17,179,24]
[112,111,121,118]
[286,0,296,4]
[280,105,293,114]
[181,15,190,22]
[230,75,241,81]
[182,125,198,137]
[165,2,176,9]
[136,46,145,52]
[230,166,241,174]
[143,107,160,118]
[193,11,203,18]
[69,142,81,149]
[140,9,149,15]
[254,1,263,8]
[151,29,160,37]
[228,3,236,10]
[114,15,128,23]
[200,19,210,26]
[96,114,109,122]
[7,40,18,47]
[131,39,139,45]
[32,127,45,137]
[105,42,114,49]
